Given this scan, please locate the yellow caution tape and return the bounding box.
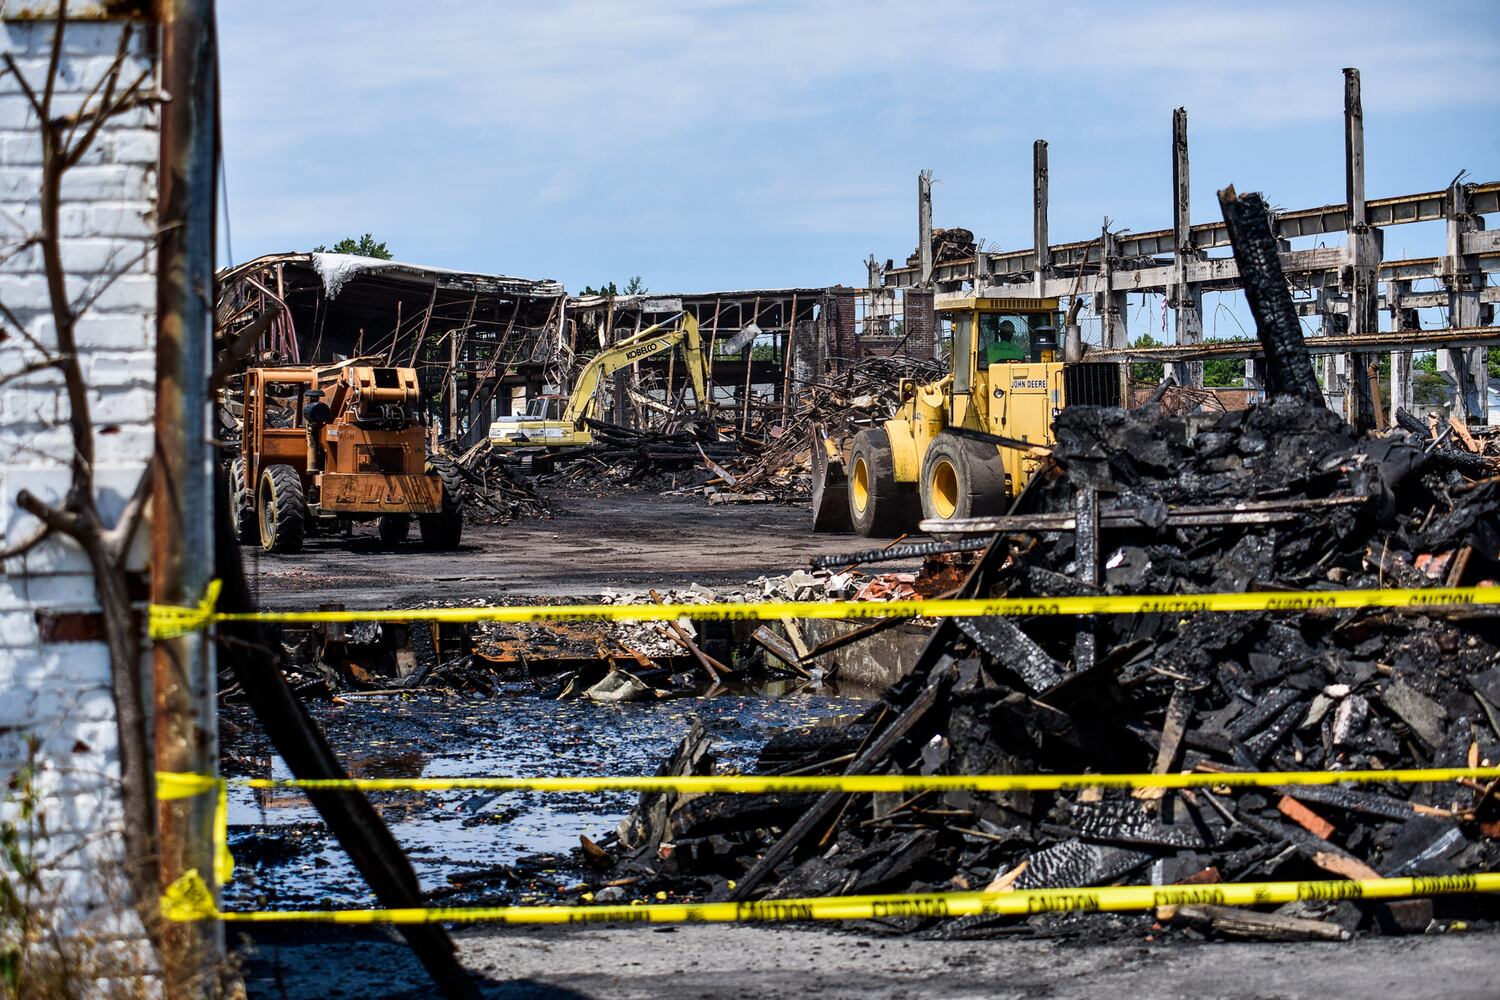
[149,579,223,640]
[156,771,235,885]
[149,582,1500,635]
[161,766,1500,797]
[160,768,1500,924]
[161,869,1500,925]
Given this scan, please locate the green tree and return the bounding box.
[582,276,648,297]
[312,233,393,259]
[1413,352,1448,406]
[1202,357,1245,387]
[1130,332,1163,384]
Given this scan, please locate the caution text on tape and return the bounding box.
[165,766,1500,797]
[160,870,1500,925]
[150,583,1500,639]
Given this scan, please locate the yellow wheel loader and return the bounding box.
[489,312,708,450]
[814,296,1121,537]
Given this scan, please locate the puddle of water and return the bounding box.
[221,687,866,909]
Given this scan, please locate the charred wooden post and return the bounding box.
[211,471,478,998]
[1443,178,1488,423]
[1098,225,1128,349]
[1170,108,1204,388]
[1343,68,1381,432]
[1032,140,1050,300]
[918,169,934,287]
[1218,187,1323,405]
[1073,486,1098,671]
[1388,279,1416,422]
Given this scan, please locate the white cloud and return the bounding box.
[218,0,1499,287]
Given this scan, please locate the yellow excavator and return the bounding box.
[490,313,708,449]
[813,295,1121,537]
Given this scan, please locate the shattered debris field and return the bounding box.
[225,388,1500,998]
[212,189,1500,998]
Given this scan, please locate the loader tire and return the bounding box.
[419,457,465,550]
[257,464,306,554]
[377,514,410,546]
[810,434,853,533]
[228,457,257,545]
[847,428,917,538]
[919,431,1008,527]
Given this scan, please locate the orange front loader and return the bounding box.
[228,360,464,553]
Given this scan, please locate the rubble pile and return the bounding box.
[445,439,553,524]
[584,397,1500,940]
[525,354,946,503]
[906,226,977,268]
[685,354,948,504]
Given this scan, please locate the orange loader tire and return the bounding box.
[377,514,411,546]
[419,457,465,550]
[846,428,918,538]
[228,457,257,544]
[257,464,306,554]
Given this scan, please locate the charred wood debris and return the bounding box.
[561,398,1500,942]
[555,190,1500,942]
[474,354,946,502]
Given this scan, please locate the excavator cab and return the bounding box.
[518,395,566,421]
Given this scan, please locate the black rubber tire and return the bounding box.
[377,514,411,546]
[810,434,853,533]
[846,428,918,538]
[257,464,306,554]
[919,431,1008,526]
[229,457,257,545]
[419,457,465,550]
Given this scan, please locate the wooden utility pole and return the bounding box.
[153,0,223,992]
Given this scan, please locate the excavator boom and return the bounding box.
[492,312,707,449]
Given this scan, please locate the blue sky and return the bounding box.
[218,0,1498,298]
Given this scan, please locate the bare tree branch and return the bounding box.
[0,355,70,391]
[63,68,150,170]
[0,522,52,561]
[68,227,169,318]
[61,23,130,153]
[15,489,86,540]
[52,87,157,138]
[0,294,55,358]
[1,53,45,123]
[101,456,152,564]
[39,2,66,123]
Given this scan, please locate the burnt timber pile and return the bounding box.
[589,391,1500,940]
[582,194,1500,941]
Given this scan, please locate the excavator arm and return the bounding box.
[562,313,706,426]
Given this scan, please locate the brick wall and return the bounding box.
[902,288,936,360]
[0,12,158,960]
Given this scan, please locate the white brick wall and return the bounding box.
[0,13,158,963]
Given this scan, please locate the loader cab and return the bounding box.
[937,296,1062,397]
[243,369,318,477]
